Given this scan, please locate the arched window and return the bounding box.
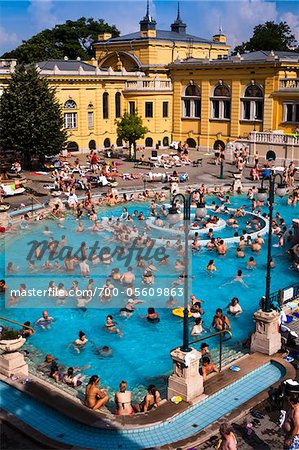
[186,138,196,148]
[89,140,96,150]
[182,83,201,118]
[115,92,121,118]
[67,141,79,152]
[145,137,153,147]
[64,100,77,109]
[163,136,169,147]
[103,92,109,119]
[211,83,231,120]
[104,137,111,148]
[241,83,264,121]
[116,137,123,147]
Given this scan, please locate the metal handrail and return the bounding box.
[189,329,233,372]
[0,315,35,335]
[269,282,299,305]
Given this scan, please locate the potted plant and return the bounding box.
[0,328,26,353]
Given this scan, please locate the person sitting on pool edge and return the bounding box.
[85,375,109,410]
[115,380,134,415]
[201,356,219,381]
[135,385,161,413]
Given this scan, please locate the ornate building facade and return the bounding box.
[0,2,298,155]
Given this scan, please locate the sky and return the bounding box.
[0,0,298,55]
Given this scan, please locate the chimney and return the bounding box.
[98,33,112,41]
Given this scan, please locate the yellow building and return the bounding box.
[0,2,298,156]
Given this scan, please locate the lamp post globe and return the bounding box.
[195,202,207,219]
[276,183,287,198]
[167,206,180,226]
[257,187,268,202]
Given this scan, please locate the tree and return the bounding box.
[0,65,67,169]
[232,21,297,55]
[2,17,120,64]
[116,112,148,161]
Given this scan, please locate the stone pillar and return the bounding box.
[292,219,299,244]
[0,352,28,377]
[251,309,281,355]
[167,347,204,402]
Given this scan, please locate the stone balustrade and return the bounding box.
[125,78,172,91]
[279,78,299,91]
[248,131,299,146]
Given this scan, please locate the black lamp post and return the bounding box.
[167,191,206,352]
[256,172,287,312]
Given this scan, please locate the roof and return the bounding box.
[170,50,299,67]
[96,30,224,45]
[36,60,97,72]
[238,50,299,61]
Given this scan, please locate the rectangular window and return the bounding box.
[194,100,201,118]
[145,101,153,118]
[103,93,109,119]
[283,102,299,123]
[223,100,230,119]
[162,101,169,118]
[212,100,220,119]
[184,99,191,117]
[243,101,251,120]
[64,112,77,129]
[88,111,93,129]
[129,101,135,115]
[255,101,263,120]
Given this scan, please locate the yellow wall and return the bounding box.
[95,39,230,74]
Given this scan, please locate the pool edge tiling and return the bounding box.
[0,360,288,450]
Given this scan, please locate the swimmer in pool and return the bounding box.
[246,256,256,269]
[34,310,55,330]
[222,270,249,288]
[119,298,144,318]
[105,315,123,337]
[139,307,160,323]
[67,330,88,353]
[206,260,217,272]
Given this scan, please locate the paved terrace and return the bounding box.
[3,148,298,212]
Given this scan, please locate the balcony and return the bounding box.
[279,78,299,91]
[249,131,299,146]
[124,78,172,92]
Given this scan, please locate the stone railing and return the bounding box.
[124,78,172,91]
[248,131,299,146]
[279,78,299,91]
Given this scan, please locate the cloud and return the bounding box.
[185,1,277,51]
[28,0,58,29]
[280,11,299,41]
[0,26,19,55]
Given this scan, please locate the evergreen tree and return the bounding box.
[0,65,67,168]
[116,112,148,161]
[233,21,297,55]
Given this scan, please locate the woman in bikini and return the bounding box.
[115,381,134,415]
[85,375,109,410]
[136,385,161,412]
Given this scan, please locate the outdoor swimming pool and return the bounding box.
[0,194,297,396]
[0,361,286,449]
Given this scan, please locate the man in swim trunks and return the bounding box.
[34,310,55,330]
[120,267,135,286]
[210,308,231,332]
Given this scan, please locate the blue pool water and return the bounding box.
[0,195,297,394]
[0,361,285,449]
